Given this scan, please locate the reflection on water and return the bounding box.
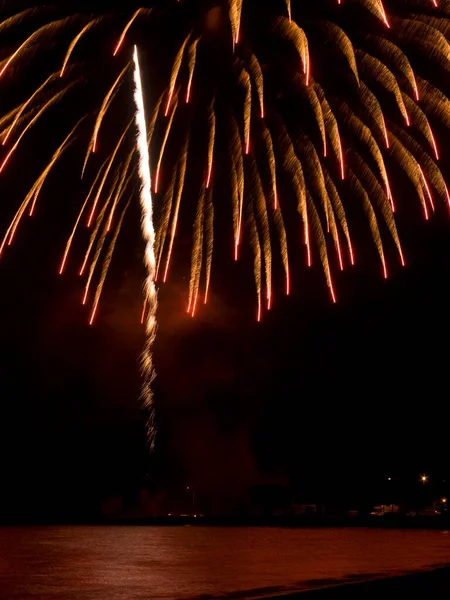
[0,526,449,599]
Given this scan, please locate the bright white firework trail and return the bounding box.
[133,46,158,447]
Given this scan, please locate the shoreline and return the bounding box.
[264,567,450,600]
[114,514,450,529]
[178,567,450,599]
[2,514,449,528]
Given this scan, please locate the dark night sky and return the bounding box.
[2,204,449,518]
[1,1,450,520]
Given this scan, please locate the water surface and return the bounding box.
[1,526,449,599]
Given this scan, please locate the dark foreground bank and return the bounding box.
[267,567,450,600]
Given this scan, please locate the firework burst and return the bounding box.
[1,1,450,438]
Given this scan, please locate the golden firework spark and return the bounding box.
[0,0,447,326]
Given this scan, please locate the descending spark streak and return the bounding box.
[82,213,109,303]
[89,202,129,325]
[59,193,92,274]
[277,18,309,80]
[107,154,135,231]
[276,122,309,263]
[155,97,178,194]
[235,0,243,44]
[155,167,177,278]
[87,122,132,226]
[147,92,164,148]
[133,46,158,446]
[351,150,403,264]
[2,72,59,145]
[85,64,129,165]
[377,0,390,28]
[230,116,244,258]
[391,124,446,217]
[241,69,251,154]
[252,160,272,311]
[429,126,439,161]
[273,202,290,294]
[0,118,81,255]
[0,18,70,78]
[80,170,122,277]
[188,186,205,315]
[27,127,78,217]
[0,200,28,256]
[186,38,200,103]
[206,101,215,188]
[323,169,354,265]
[418,164,435,211]
[204,187,214,304]
[0,106,22,136]
[0,8,35,34]
[338,134,345,180]
[248,206,262,321]
[230,166,239,254]
[262,126,278,209]
[61,19,99,76]
[0,85,76,173]
[307,192,336,302]
[351,170,387,277]
[165,33,191,116]
[301,86,327,160]
[248,54,265,118]
[60,159,108,272]
[229,0,244,46]
[316,87,346,179]
[113,9,143,56]
[163,134,189,282]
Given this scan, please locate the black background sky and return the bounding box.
[1,1,449,520]
[2,210,449,519]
